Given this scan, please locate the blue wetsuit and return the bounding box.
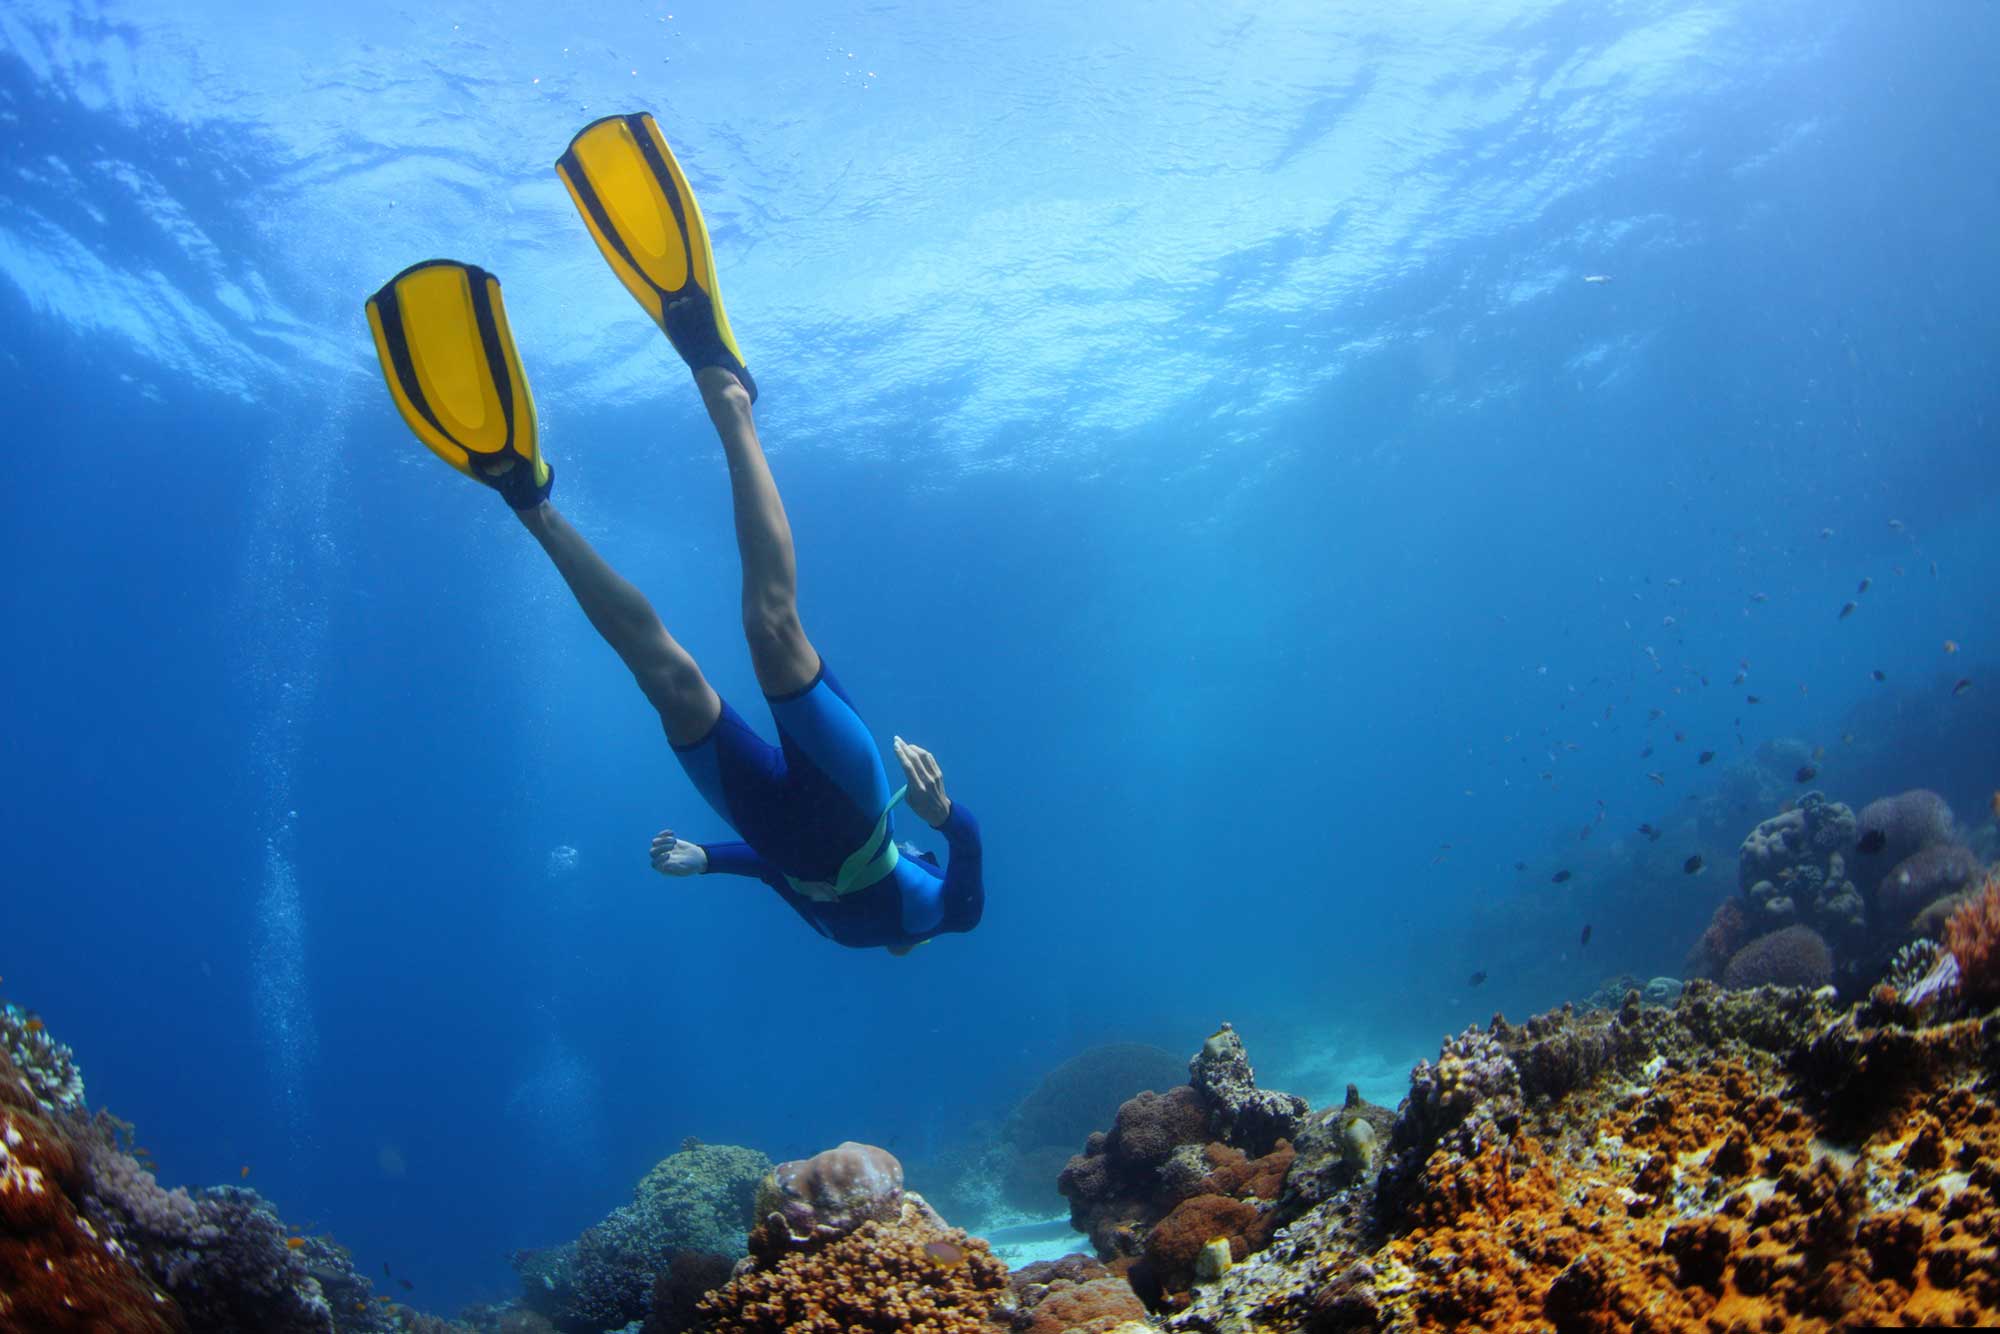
[672,660,985,949]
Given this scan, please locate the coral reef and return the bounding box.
[513,1140,769,1333]
[0,1047,181,1333]
[1167,982,2000,1333]
[0,1013,400,1334]
[1720,923,1834,990]
[1684,897,1746,980]
[1058,1026,1312,1312]
[1691,786,1990,998]
[1188,1023,1308,1156]
[1,1000,87,1113]
[1856,786,1957,882]
[697,1196,1007,1333]
[1734,791,1866,953]
[1879,842,1982,924]
[989,1254,1148,1334]
[642,1250,734,1334]
[753,1140,906,1250]
[1945,871,2000,1006]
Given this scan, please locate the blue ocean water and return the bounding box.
[2,0,1995,1314]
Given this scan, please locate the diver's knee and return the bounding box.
[741,602,804,652]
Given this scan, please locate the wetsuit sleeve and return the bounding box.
[935,803,984,933]
[701,842,780,880]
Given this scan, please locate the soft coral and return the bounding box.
[1943,869,2000,1005]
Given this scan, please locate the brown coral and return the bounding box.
[0,1050,183,1333]
[696,1215,1006,1333]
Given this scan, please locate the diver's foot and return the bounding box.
[476,456,555,510]
[663,292,758,402]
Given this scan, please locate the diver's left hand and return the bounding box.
[650,830,708,877]
[894,737,952,828]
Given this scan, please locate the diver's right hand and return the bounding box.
[650,830,708,877]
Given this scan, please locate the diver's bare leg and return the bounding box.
[695,367,820,696]
[515,501,721,746]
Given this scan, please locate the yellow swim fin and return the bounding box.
[556,112,757,401]
[364,260,553,509]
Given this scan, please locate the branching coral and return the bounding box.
[696,1214,1006,1333]
[1,1001,87,1113]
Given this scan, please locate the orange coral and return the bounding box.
[697,1214,1006,1333]
[1944,870,2000,1003]
[0,1051,182,1333]
[1369,1046,2000,1331]
[1197,1139,1294,1200]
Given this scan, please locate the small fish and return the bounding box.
[1580,924,1593,948]
[1746,694,1761,705]
[1647,771,1666,786]
[1749,592,1769,603]
[24,1017,43,1033]
[240,1165,251,1178]
[286,1237,308,1251]
[1514,861,1528,872]
[1991,791,1999,822]
[1732,671,1747,685]
[1637,822,1656,838]
[1857,829,1887,855]
[1857,577,1871,595]
[1819,527,1834,539]
[1583,274,1611,283]
[1647,708,1664,721]
[1662,615,1677,628]
[1812,745,1826,761]
[1871,669,1885,682]
[1684,854,1704,875]
[1889,518,1905,531]
[1698,750,1715,765]
[1640,744,1655,759]
[1838,601,1857,620]
[1551,869,1573,884]
[1469,970,1488,986]
[1954,678,1973,696]
[1893,564,1906,577]
[399,1279,414,1292]
[1673,729,1686,742]
[1579,824,1592,841]
[1945,640,1959,654]
[1795,765,1817,783]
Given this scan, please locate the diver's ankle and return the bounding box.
[695,367,753,417]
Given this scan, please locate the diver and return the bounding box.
[363,112,983,955]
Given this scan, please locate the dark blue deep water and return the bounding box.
[3,0,1996,1315]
